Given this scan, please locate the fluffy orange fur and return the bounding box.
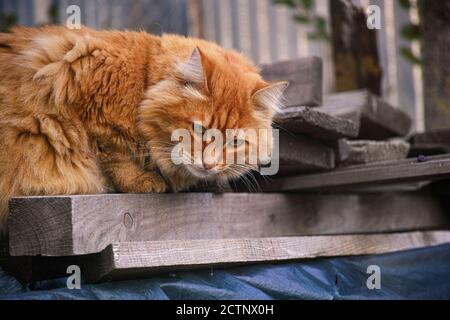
[0,25,287,234]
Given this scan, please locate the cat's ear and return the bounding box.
[177,47,212,92]
[252,81,289,116]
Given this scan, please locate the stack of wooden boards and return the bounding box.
[1,57,450,284]
[259,58,450,191]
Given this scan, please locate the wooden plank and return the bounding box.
[410,129,450,156]
[318,90,412,139]
[263,155,450,192]
[5,230,450,283]
[278,132,335,174]
[9,192,450,257]
[411,129,450,146]
[187,180,234,193]
[275,106,359,141]
[338,139,410,166]
[98,231,450,281]
[260,57,323,107]
[409,144,450,158]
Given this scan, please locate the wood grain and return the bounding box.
[338,139,410,166]
[99,231,450,281]
[279,132,335,174]
[263,155,450,192]
[7,230,450,283]
[318,90,412,139]
[8,192,450,257]
[275,106,359,140]
[260,57,323,107]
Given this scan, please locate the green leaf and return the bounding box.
[294,14,310,24]
[400,47,422,65]
[398,0,411,9]
[273,0,295,8]
[48,3,59,24]
[300,0,313,10]
[401,24,422,40]
[314,16,327,29]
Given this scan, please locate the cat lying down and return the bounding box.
[0,25,287,235]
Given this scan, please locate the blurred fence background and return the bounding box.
[0,0,446,133]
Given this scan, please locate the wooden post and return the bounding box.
[423,2,450,130]
[329,0,382,95]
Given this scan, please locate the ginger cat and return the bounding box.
[0,26,287,234]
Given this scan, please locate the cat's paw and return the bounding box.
[134,172,167,193]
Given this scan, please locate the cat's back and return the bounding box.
[0,27,35,87]
[0,25,150,77]
[0,26,76,100]
[0,26,70,70]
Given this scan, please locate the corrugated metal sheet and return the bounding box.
[0,0,424,130]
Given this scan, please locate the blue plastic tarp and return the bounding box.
[1,243,450,300]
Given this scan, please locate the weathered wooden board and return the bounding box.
[318,90,412,139]
[409,144,450,157]
[187,180,234,193]
[275,107,359,141]
[337,139,410,166]
[409,129,450,156]
[278,132,335,174]
[260,57,323,107]
[97,231,450,281]
[263,154,450,192]
[8,192,450,257]
[5,231,450,283]
[411,129,450,146]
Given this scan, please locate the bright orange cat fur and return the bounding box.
[0,25,287,234]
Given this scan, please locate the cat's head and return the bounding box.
[138,47,287,186]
